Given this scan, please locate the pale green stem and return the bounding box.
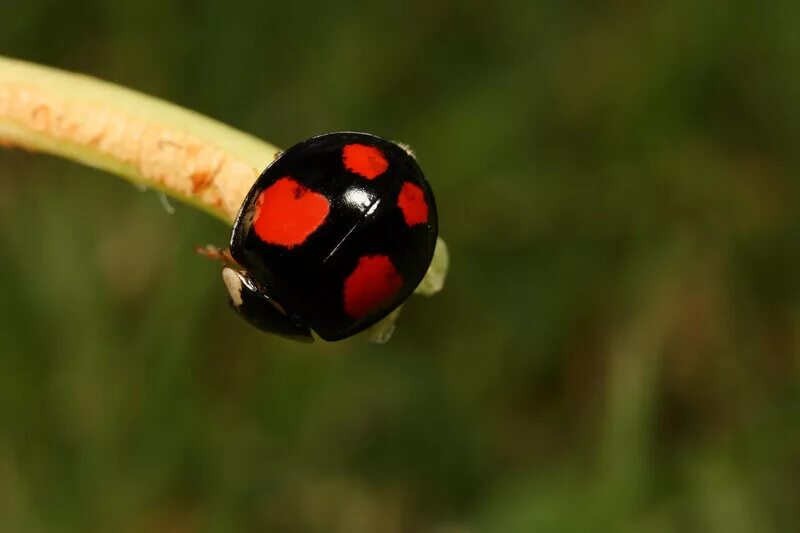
[0,56,448,341]
[0,55,277,223]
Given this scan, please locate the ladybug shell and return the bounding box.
[230,132,438,341]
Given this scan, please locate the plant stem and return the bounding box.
[0,55,278,223]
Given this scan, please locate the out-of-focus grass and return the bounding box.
[1,1,799,532]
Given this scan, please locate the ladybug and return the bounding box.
[220,132,438,342]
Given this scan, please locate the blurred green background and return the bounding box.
[1,1,799,532]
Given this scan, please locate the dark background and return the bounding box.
[1,1,799,531]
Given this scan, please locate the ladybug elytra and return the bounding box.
[220,132,438,342]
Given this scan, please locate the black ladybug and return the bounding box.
[221,132,438,342]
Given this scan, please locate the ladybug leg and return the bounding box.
[221,267,313,342]
[394,141,415,158]
[196,245,239,268]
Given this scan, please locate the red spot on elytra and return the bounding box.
[342,144,388,180]
[343,255,403,319]
[253,177,330,247]
[397,182,429,226]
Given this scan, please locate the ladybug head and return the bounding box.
[227,132,438,341]
[221,266,313,342]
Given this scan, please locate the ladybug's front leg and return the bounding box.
[221,267,314,343]
[195,245,239,268]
